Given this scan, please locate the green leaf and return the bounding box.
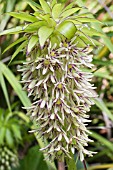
[39,14,51,23]
[38,26,54,47]
[66,153,77,170]
[33,132,57,170]
[11,124,22,141]
[0,0,16,31]
[9,40,28,64]
[0,127,6,145]
[57,21,77,39]
[27,35,38,54]
[0,26,25,35]
[50,35,60,47]
[66,19,82,25]
[27,2,38,11]
[52,4,63,20]
[14,111,30,123]
[0,72,11,112]
[90,131,113,152]
[73,36,87,47]
[93,98,113,122]
[74,34,102,47]
[0,62,31,107]
[39,0,51,14]
[5,129,14,147]
[81,27,103,37]
[27,0,42,10]
[92,22,113,54]
[94,67,113,80]
[3,36,27,54]
[13,146,49,170]
[93,59,113,66]
[75,17,102,23]
[60,7,81,19]
[25,21,47,32]
[51,0,57,8]
[76,0,113,53]
[89,164,113,170]
[76,30,96,46]
[8,12,38,22]
[75,12,92,18]
[62,2,75,11]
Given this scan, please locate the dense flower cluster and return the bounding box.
[19,37,97,161]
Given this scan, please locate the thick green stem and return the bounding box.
[66,155,77,170]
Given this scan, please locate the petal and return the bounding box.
[35,79,43,87]
[40,100,46,108]
[36,63,42,69]
[42,67,48,75]
[58,133,62,141]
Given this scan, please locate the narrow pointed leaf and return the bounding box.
[81,27,104,37]
[9,40,28,64]
[75,12,92,18]
[76,0,113,53]
[92,23,113,53]
[5,129,14,147]
[0,127,6,145]
[0,62,31,107]
[11,124,22,140]
[39,0,51,14]
[3,36,27,54]
[75,17,102,23]
[27,35,38,54]
[8,12,38,22]
[0,0,16,31]
[25,21,47,32]
[60,8,81,18]
[28,2,38,11]
[66,19,82,25]
[0,72,11,112]
[51,0,57,8]
[52,4,62,20]
[75,35,102,47]
[15,112,30,123]
[39,14,51,22]
[38,26,54,47]
[28,0,42,10]
[77,30,96,46]
[63,2,75,11]
[90,131,113,152]
[0,26,25,35]
[93,98,113,122]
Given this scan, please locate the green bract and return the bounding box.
[0,0,102,59]
[0,0,102,162]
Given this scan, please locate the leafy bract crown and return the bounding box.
[0,0,102,61]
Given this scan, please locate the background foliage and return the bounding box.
[0,0,113,169]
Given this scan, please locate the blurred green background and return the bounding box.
[0,0,113,170]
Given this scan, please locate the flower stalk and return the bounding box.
[58,161,65,170]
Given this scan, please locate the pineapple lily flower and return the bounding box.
[0,0,103,163]
[23,40,97,161]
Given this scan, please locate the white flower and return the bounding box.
[20,39,97,161]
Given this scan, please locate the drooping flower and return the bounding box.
[19,38,97,161]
